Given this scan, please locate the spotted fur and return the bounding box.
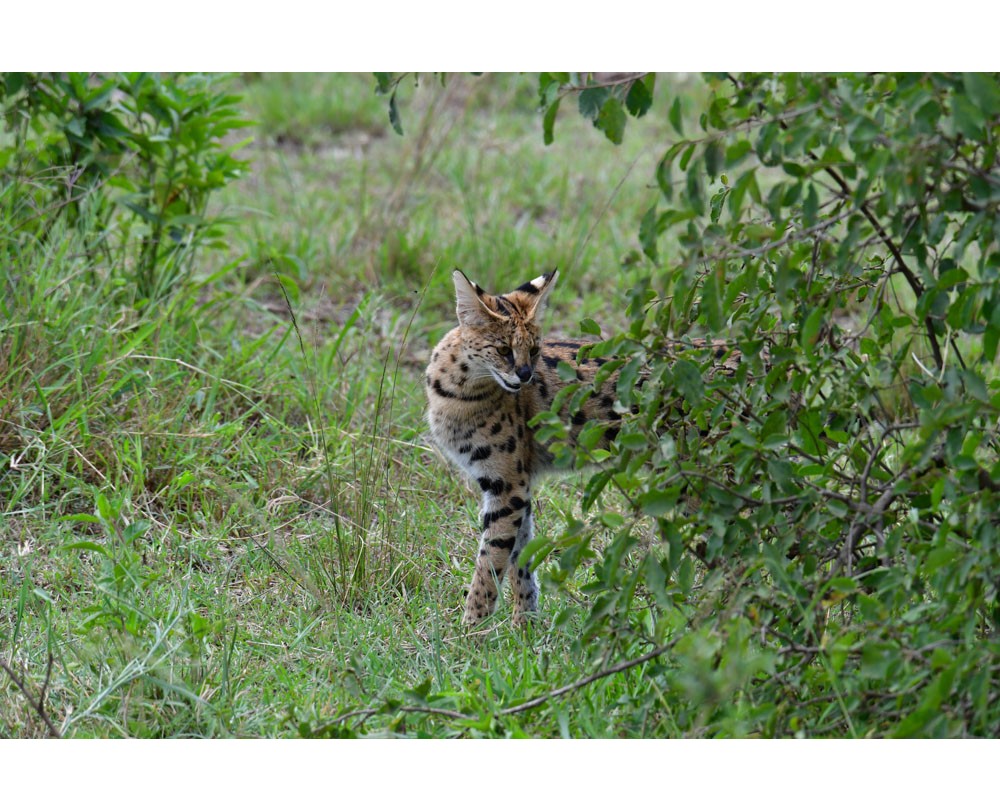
[426,269,625,625]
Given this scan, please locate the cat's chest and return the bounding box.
[428,392,544,478]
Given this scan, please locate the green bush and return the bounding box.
[522,72,1000,736]
[0,72,248,305]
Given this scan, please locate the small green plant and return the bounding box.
[0,72,249,305]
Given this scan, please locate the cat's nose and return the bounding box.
[516,365,534,383]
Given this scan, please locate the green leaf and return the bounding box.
[710,188,728,224]
[4,73,26,95]
[388,90,403,135]
[95,492,118,521]
[538,72,568,106]
[578,86,609,121]
[963,73,1000,117]
[542,97,560,146]
[625,77,653,118]
[760,411,789,449]
[656,157,673,202]
[640,489,676,517]
[672,359,704,406]
[767,459,794,493]
[668,96,683,135]
[617,432,647,451]
[984,324,1000,362]
[557,360,578,382]
[58,512,102,524]
[60,541,111,556]
[800,306,825,354]
[725,139,752,167]
[579,317,602,336]
[639,203,659,261]
[678,142,696,171]
[123,520,151,544]
[578,421,608,451]
[641,554,671,607]
[582,470,613,511]
[803,182,818,227]
[596,98,626,145]
[952,93,984,139]
[685,162,705,216]
[796,408,824,455]
[701,269,725,331]
[704,140,722,178]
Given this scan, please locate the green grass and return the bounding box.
[1,72,697,738]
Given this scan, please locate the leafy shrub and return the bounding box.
[524,72,1000,736]
[0,72,248,305]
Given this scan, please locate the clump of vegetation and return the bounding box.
[526,72,1000,736]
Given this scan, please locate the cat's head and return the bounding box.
[452,269,558,393]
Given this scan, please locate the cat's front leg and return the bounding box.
[463,488,531,625]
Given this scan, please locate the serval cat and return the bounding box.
[425,269,625,626]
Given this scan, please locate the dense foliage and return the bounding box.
[527,73,1000,735]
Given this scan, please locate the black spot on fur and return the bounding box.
[477,477,506,496]
[486,536,516,550]
[470,445,492,461]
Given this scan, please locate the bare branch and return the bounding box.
[0,653,61,738]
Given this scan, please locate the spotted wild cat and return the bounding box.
[425,269,625,625]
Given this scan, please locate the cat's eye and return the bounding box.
[529,346,540,358]
[497,346,514,360]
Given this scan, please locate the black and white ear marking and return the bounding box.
[526,269,558,318]
[516,270,557,295]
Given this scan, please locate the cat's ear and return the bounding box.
[525,269,559,320]
[454,269,501,327]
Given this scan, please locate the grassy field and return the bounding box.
[1,73,702,737]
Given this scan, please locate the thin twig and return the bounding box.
[0,653,62,738]
[499,640,676,715]
[315,638,678,732]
